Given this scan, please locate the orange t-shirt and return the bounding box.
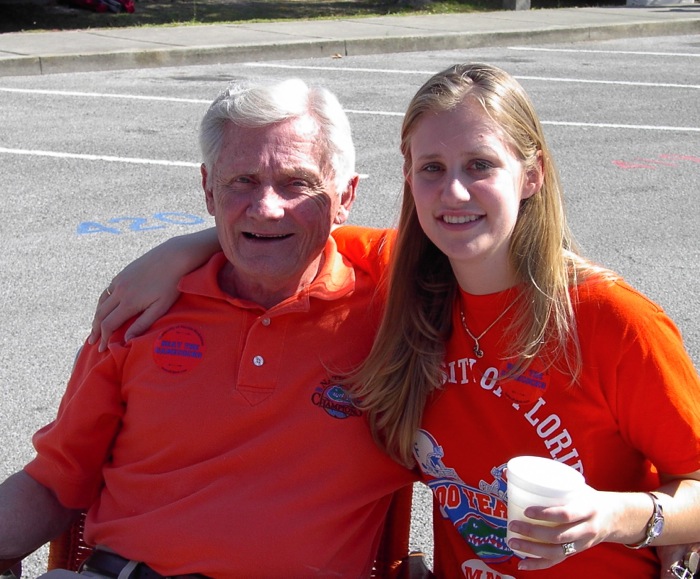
[421,280,700,578]
[334,225,700,578]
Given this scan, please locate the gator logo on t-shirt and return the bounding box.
[152,325,205,373]
[414,429,512,563]
[311,379,362,419]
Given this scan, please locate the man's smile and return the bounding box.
[243,232,293,240]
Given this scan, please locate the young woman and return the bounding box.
[92,64,700,578]
[334,63,700,578]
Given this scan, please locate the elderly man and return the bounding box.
[0,78,413,578]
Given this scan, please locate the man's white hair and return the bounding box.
[199,78,356,192]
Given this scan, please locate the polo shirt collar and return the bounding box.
[178,237,357,309]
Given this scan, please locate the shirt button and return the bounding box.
[253,355,264,367]
[261,317,271,326]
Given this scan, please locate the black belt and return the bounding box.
[83,550,208,579]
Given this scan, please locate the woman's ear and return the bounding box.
[403,160,413,187]
[522,151,544,200]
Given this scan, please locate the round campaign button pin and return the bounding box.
[153,325,205,373]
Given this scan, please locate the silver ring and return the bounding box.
[562,542,576,557]
[105,287,113,297]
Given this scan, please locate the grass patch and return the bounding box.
[0,0,623,34]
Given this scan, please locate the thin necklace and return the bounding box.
[459,296,519,359]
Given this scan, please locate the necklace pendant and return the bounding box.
[473,345,484,358]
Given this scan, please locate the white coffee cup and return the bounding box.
[506,456,587,558]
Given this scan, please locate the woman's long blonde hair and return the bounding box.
[352,63,609,467]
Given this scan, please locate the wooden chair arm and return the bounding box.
[0,555,28,578]
[47,511,91,572]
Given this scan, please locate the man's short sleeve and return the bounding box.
[24,342,126,509]
[332,225,396,284]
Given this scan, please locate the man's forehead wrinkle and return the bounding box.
[213,116,332,185]
[219,155,324,178]
[238,151,325,177]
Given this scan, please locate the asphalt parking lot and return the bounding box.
[1,30,699,576]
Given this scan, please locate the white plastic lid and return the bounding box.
[506,456,585,498]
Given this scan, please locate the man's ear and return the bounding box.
[333,174,359,225]
[201,164,215,216]
[522,151,544,200]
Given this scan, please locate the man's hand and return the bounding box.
[658,544,700,578]
[88,229,221,351]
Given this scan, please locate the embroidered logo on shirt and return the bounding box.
[153,325,205,373]
[311,378,362,419]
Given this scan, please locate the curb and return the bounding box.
[1,12,699,77]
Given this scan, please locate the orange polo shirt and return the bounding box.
[26,239,414,578]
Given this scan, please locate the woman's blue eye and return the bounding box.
[472,160,492,171]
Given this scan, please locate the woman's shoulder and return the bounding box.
[572,274,671,335]
[574,274,661,310]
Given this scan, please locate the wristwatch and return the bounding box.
[626,491,664,549]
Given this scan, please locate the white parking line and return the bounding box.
[0,147,374,175]
[344,109,403,116]
[0,147,199,167]
[515,75,699,90]
[345,109,700,130]
[242,63,700,89]
[1,88,697,130]
[542,121,700,132]
[243,63,436,75]
[0,87,210,103]
[508,46,700,58]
